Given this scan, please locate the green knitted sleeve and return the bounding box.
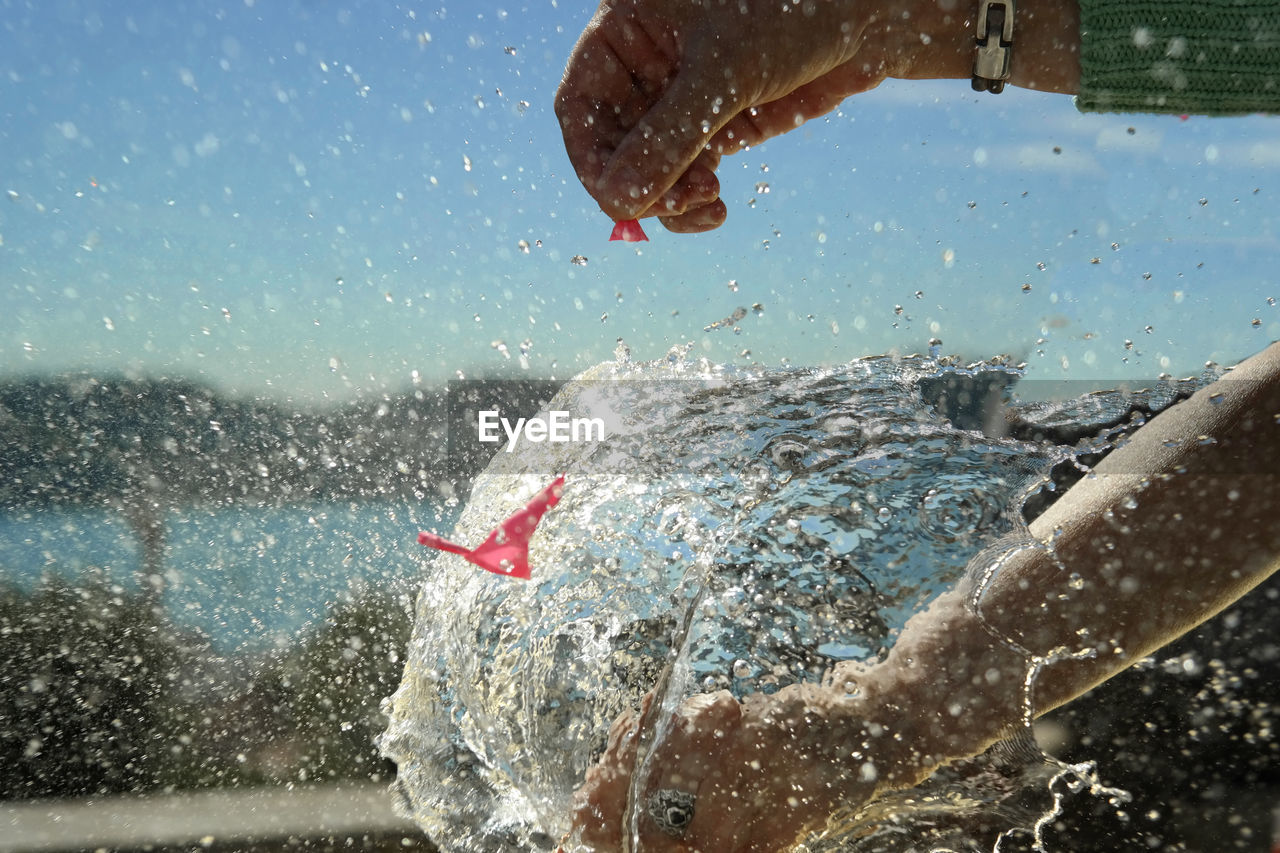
[1075,0,1280,114]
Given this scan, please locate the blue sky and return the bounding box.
[2,0,1277,402]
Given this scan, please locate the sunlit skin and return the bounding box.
[564,675,903,852]
[555,0,1080,233]
[559,343,1280,852]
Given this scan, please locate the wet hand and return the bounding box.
[561,686,880,852]
[554,0,969,233]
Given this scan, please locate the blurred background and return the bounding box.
[1,0,1277,850]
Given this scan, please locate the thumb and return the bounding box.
[598,63,742,220]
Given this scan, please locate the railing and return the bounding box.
[1,782,428,853]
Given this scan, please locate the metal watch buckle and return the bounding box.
[972,0,1014,93]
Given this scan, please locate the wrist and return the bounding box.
[874,0,1080,93]
[1007,0,1080,92]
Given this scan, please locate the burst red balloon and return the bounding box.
[417,475,565,579]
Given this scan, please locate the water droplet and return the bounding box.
[1124,339,1133,350]
[732,659,752,678]
[1252,317,1262,327]
[754,182,770,194]
[517,239,530,253]
[570,255,587,266]
[1037,262,1047,271]
[727,279,739,292]
[1208,392,1225,405]
[462,154,472,172]
[504,45,517,55]
[1021,283,1032,293]
[1068,572,1085,590]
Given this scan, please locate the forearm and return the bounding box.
[1009,0,1080,91]
[847,342,1280,790]
[1007,341,1280,710]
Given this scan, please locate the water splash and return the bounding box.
[380,355,1198,851]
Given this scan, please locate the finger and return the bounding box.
[649,150,724,231]
[568,715,639,850]
[658,199,727,233]
[634,692,747,849]
[555,33,646,201]
[647,158,720,218]
[598,54,744,220]
[567,691,663,852]
[556,8,681,215]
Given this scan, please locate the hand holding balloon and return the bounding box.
[556,0,1080,234]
